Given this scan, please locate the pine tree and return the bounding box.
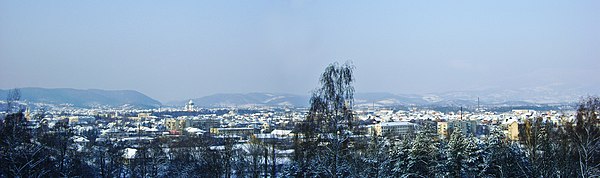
[480,128,530,177]
[391,138,411,176]
[480,129,507,177]
[360,135,392,177]
[406,123,439,177]
[445,128,466,177]
[463,136,484,177]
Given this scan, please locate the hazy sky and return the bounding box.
[1,1,599,102]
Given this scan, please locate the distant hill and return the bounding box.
[354,92,428,107]
[4,85,591,109]
[169,93,310,107]
[0,88,161,109]
[169,92,455,107]
[169,86,591,108]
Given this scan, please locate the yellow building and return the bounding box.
[68,116,79,124]
[437,122,448,137]
[507,121,520,141]
[165,118,188,134]
[369,121,415,137]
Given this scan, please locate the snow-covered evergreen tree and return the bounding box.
[480,128,531,177]
[445,127,466,177]
[391,138,411,176]
[435,140,449,177]
[481,128,507,177]
[359,135,392,177]
[406,123,439,177]
[463,136,484,177]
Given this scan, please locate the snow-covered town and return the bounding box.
[2,94,594,177]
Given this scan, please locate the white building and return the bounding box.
[185,100,195,112]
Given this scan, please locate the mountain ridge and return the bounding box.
[169,86,592,108]
[2,86,594,109]
[0,87,161,109]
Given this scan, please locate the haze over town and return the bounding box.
[1,1,599,102]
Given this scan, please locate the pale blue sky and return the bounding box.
[1,1,599,102]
